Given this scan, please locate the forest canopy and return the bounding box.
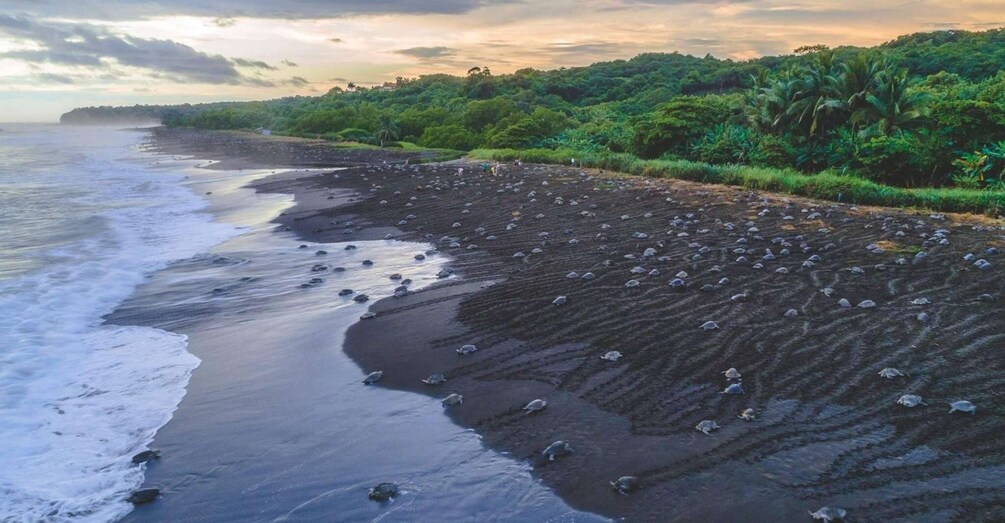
[62,28,1005,190]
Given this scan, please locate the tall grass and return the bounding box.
[469,148,1005,216]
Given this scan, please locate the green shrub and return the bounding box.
[419,125,479,150]
[470,148,1005,215]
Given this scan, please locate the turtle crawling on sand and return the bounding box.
[601,351,623,362]
[422,373,447,385]
[722,368,742,380]
[721,383,744,395]
[127,488,160,505]
[701,321,719,331]
[442,393,463,407]
[897,394,926,407]
[363,371,383,385]
[543,440,574,461]
[132,449,161,464]
[523,399,547,413]
[878,368,905,379]
[610,475,640,495]
[457,344,478,355]
[368,482,399,501]
[695,420,720,435]
[738,408,756,421]
[808,506,846,521]
[949,400,976,414]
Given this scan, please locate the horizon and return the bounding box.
[2,0,1005,122]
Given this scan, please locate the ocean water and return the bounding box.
[0,124,239,521]
[0,125,604,522]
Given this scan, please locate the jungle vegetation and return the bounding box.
[62,28,1005,211]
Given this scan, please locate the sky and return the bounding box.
[1,0,1004,122]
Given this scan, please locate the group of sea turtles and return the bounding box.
[352,162,996,521]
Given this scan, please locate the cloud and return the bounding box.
[282,59,299,67]
[232,57,278,70]
[394,46,458,60]
[327,38,345,44]
[0,0,514,20]
[212,17,237,27]
[0,15,272,85]
[34,73,76,84]
[284,76,309,86]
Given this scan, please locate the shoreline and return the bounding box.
[143,127,1005,521]
[119,128,602,522]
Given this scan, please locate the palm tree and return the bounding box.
[746,67,796,134]
[375,113,400,147]
[785,51,842,136]
[835,54,885,116]
[854,68,929,138]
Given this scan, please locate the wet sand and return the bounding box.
[151,127,1005,522]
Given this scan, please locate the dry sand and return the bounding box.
[152,127,1005,522]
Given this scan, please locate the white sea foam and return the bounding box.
[0,125,239,521]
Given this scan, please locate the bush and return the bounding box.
[334,128,374,142]
[419,125,479,150]
[858,135,928,186]
[750,134,796,168]
[469,148,1005,215]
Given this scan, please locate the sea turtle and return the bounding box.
[601,351,623,362]
[878,368,905,379]
[722,368,742,380]
[353,294,369,303]
[360,312,377,320]
[363,371,383,385]
[127,488,160,505]
[422,373,447,385]
[701,321,719,331]
[609,476,640,495]
[721,383,744,395]
[368,482,399,501]
[442,393,463,407]
[808,506,847,522]
[897,394,926,407]
[523,399,547,413]
[625,279,641,288]
[542,440,574,461]
[738,408,756,421]
[695,420,721,435]
[131,449,161,464]
[949,400,976,414]
[858,300,877,308]
[457,344,479,355]
[553,296,567,305]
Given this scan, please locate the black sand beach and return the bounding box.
[137,128,1005,522]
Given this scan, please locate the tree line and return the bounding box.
[62,28,1005,190]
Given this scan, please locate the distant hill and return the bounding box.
[61,28,1005,127]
